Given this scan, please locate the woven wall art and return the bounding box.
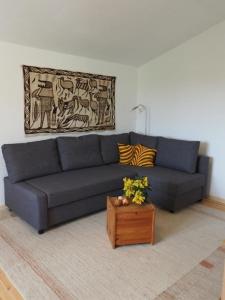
[23,65,116,134]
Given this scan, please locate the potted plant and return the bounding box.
[123,176,151,205]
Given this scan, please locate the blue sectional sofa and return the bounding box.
[2,132,209,233]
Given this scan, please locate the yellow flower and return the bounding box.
[132,190,145,205]
[123,177,135,197]
[123,178,133,189]
[133,179,144,189]
[139,181,144,189]
[143,176,149,187]
[123,176,150,203]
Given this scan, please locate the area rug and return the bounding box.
[156,244,225,300]
[0,204,225,300]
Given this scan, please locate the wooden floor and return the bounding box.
[202,198,225,212]
[0,198,224,300]
[0,270,22,300]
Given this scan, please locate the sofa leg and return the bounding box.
[170,210,175,214]
[38,230,45,234]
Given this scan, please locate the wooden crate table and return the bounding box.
[106,196,156,248]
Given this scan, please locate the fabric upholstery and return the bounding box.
[100,133,130,164]
[197,155,210,197]
[131,144,156,167]
[4,177,48,230]
[118,143,134,165]
[113,164,204,197]
[2,133,210,232]
[57,135,103,171]
[156,137,200,173]
[147,186,203,212]
[130,132,158,148]
[136,165,204,196]
[48,189,122,227]
[26,165,137,208]
[2,139,61,183]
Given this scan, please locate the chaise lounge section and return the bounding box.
[2,132,209,233]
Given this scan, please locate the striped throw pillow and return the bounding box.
[131,144,157,167]
[118,143,135,165]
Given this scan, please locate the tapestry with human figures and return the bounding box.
[23,65,116,133]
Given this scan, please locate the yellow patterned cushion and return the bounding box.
[131,144,157,167]
[118,143,135,165]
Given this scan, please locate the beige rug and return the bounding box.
[0,204,225,300]
[156,244,225,299]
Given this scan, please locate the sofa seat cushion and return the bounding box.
[26,165,137,208]
[113,164,204,197]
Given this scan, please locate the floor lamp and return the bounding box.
[131,104,148,135]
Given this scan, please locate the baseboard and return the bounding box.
[202,196,225,212]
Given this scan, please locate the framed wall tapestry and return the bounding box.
[23,65,116,134]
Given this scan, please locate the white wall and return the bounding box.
[0,41,137,204]
[137,20,225,201]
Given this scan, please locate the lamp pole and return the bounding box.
[131,104,148,135]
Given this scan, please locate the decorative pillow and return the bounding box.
[131,144,157,167]
[118,143,135,165]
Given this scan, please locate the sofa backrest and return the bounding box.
[130,131,158,149]
[100,133,130,164]
[1,132,202,184]
[156,137,200,174]
[2,139,61,183]
[57,135,103,171]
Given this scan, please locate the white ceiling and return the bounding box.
[1,0,225,66]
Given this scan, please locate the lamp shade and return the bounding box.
[131,104,146,112]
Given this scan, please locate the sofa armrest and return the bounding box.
[197,155,210,198]
[4,177,48,231]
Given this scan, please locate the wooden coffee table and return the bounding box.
[107,196,156,248]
